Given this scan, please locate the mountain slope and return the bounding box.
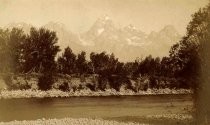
[5,17,182,62]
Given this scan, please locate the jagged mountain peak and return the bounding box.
[99,15,111,21]
[5,22,31,27]
[45,21,65,28]
[83,15,117,38]
[123,24,146,37]
[93,15,115,29]
[44,22,67,31]
[124,24,137,31]
[148,25,181,38]
[96,15,112,24]
[159,25,180,36]
[161,25,177,32]
[5,22,32,34]
[4,19,182,62]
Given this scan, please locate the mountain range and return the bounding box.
[4,16,182,62]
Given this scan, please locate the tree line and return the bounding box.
[0,26,195,91]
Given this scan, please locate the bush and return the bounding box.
[2,74,31,90]
[149,76,158,88]
[98,76,110,91]
[108,76,132,91]
[86,83,96,91]
[2,74,13,90]
[97,75,132,91]
[58,82,70,92]
[38,73,54,91]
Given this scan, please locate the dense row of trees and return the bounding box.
[0,23,204,90]
[0,26,197,90]
[0,28,60,90]
[0,28,60,73]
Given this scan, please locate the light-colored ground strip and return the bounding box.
[0,118,147,125]
[0,88,192,99]
[146,114,193,121]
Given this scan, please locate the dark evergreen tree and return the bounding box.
[76,51,88,75]
[90,52,118,76]
[57,46,76,74]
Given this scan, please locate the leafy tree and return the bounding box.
[0,29,9,73]
[76,51,88,75]
[90,52,118,75]
[90,52,108,74]
[168,4,210,89]
[125,60,140,78]
[23,27,60,73]
[58,81,70,92]
[168,2,210,123]
[159,57,172,77]
[57,46,76,74]
[138,55,159,76]
[194,3,210,123]
[90,52,126,90]
[115,62,127,76]
[0,28,26,73]
[22,27,60,90]
[38,72,54,91]
[108,53,118,73]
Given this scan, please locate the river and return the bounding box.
[0,94,192,122]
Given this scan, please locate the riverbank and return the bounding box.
[0,118,146,125]
[0,114,193,125]
[0,88,192,99]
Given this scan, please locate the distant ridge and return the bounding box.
[5,16,181,62]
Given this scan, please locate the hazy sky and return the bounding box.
[0,0,208,34]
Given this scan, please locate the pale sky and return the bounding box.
[0,0,209,34]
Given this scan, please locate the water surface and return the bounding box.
[0,94,192,122]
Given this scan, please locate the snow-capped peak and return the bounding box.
[124,24,141,33]
[44,21,66,30]
[127,24,137,30]
[100,15,111,21]
[5,22,32,34]
[86,15,116,37]
[96,15,112,25]
[97,28,104,35]
[104,15,110,21]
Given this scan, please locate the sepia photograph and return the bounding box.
[0,0,210,124]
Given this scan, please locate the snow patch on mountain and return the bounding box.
[97,28,104,35]
[78,34,94,46]
[127,38,144,46]
[5,16,182,62]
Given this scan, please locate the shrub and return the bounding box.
[98,76,109,91]
[38,73,54,91]
[2,74,31,90]
[2,74,13,90]
[58,81,70,92]
[86,83,96,91]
